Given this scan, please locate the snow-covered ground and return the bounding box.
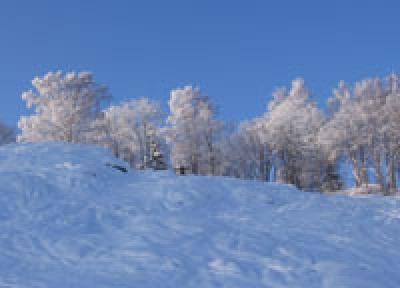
[0,142,399,287]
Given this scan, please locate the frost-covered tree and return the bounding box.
[319,74,400,194]
[261,78,325,189]
[99,98,163,169]
[381,73,400,193]
[217,119,271,180]
[18,71,111,143]
[217,79,325,189]
[196,97,224,175]
[166,86,223,175]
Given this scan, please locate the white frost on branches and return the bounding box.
[166,86,223,175]
[18,71,111,143]
[99,98,163,169]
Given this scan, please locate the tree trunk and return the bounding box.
[191,153,199,175]
[210,154,216,176]
[259,145,266,181]
[360,146,369,186]
[350,150,362,187]
[373,151,387,194]
[277,150,286,183]
[387,153,397,195]
[265,158,271,182]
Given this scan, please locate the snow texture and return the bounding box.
[0,142,398,287]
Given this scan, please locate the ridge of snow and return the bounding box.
[0,142,399,287]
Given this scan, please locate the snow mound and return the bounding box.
[0,142,399,287]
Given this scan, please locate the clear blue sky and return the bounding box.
[0,0,399,127]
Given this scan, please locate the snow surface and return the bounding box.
[0,142,399,287]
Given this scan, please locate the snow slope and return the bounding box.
[0,142,399,288]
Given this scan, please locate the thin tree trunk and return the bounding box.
[191,153,199,175]
[259,145,266,181]
[360,146,369,186]
[265,158,271,182]
[373,151,387,194]
[350,150,362,187]
[387,153,397,195]
[210,154,216,176]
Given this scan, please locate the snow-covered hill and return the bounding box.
[0,143,399,288]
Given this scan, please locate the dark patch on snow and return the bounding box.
[105,163,128,173]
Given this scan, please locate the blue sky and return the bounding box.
[0,0,399,127]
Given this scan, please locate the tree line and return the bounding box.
[1,71,399,195]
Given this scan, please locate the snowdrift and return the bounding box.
[0,142,399,287]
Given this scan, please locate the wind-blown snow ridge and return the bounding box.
[0,142,398,287]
